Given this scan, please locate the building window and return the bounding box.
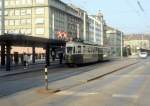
[35,8,44,15]
[15,20,20,25]
[5,10,8,16]
[21,19,26,24]
[35,18,44,24]
[14,29,20,34]
[26,9,32,15]
[9,10,14,16]
[5,20,9,25]
[5,0,9,6]
[15,9,20,16]
[5,30,9,33]
[21,9,26,16]
[27,0,32,5]
[36,28,44,34]
[26,29,32,34]
[9,20,14,25]
[16,0,20,5]
[35,0,45,4]
[10,0,15,6]
[21,29,26,34]
[9,30,15,33]
[22,0,26,5]
[27,19,31,24]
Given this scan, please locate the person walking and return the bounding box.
[58,50,63,64]
[59,51,63,64]
[23,53,28,69]
[51,50,56,61]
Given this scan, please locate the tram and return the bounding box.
[65,41,111,65]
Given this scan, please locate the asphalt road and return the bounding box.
[0,60,120,98]
[26,57,150,106]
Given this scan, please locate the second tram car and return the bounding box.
[65,41,111,65]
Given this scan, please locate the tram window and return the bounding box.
[67,47,73,54]
[73,47,75,53]
[78,46,81,53]
[88,47,91,53]
[83,46,85,54]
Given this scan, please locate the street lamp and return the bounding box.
[121,32,123,58]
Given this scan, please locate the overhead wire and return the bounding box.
[124,0,150,33]
[136,0,150,31]
[137,0,144,12]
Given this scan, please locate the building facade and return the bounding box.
[88,16,101,45]
[69,4,89,42]
[124,34,150,55]
[69,6,105,45]
[4,0,83,40]
[106,26,123,56]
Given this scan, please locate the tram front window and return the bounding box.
[67,47,73,54]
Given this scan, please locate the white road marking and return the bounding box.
[112,94,139,98]
[57,91,98,96]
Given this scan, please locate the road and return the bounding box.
[24,57,150,106]
[0,58,150,106]
[0,60,123,97]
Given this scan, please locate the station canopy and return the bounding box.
[0,33,66,47]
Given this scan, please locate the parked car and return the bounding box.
[139,52,148,58]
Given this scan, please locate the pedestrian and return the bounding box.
[23,53,28,69]
[14,52,19,65]
[21,54,24,65]
[51,50,56,61]
[58,50,63,64]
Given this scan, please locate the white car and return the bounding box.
[139,52,148,58]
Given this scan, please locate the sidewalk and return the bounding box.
[47,59,138,90]
[0,60,63,77]
[0,59,138,106]
[0,57,136,77]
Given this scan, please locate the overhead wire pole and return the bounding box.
[1,0,5,35]
[137,0,147,49]
[121,32,123,58]
[124,0,150,34]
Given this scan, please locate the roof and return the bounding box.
[124,34,150,41]
[0,34,66,47]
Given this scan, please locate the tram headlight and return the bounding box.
[103,54,107,57]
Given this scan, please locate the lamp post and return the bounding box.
[121,32,123,58]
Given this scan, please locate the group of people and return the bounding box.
[51,49,64,64]
[22,48,64,69]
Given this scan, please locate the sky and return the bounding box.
[63,0,150,34]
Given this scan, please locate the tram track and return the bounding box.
[39,60,139,95]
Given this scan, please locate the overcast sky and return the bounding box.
[63,0,150,34]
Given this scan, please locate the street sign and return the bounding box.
[57,31,68,39]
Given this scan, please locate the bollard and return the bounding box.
[44,65,48,90]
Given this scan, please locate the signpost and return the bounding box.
[44,65,48,90]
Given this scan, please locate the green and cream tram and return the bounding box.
[65,41,111,65]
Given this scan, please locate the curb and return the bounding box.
[45,61,139,94]
[0,64,64,78]
[87,62,138,82]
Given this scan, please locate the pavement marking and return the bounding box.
[145,62,150,65]
[112,75,150,78]
[112,94,139,98]
[57,91,98,96]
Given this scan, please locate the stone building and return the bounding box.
[4,0,83,40]
[124,34,150,55]
[106,26,123,56]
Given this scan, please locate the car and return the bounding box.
[139,52,148,58]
